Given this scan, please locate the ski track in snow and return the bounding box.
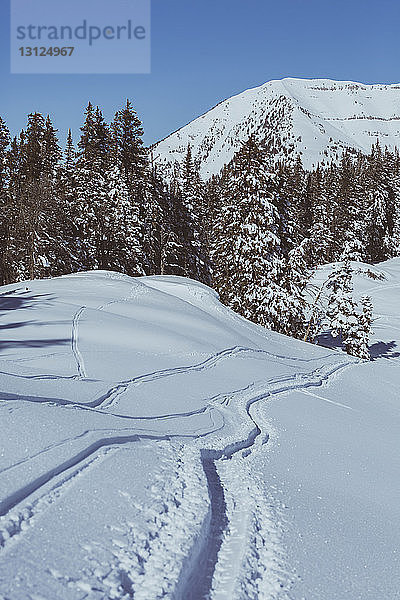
[0,347,354,588]
[71,306,87,379]
[175,358,354,600]
[0,279,360,599]
[0,345,335,420]
[0,349,352,599]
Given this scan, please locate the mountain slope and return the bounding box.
[153,78,400,178]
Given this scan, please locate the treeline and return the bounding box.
[0,102,209,286]
[208,137,400,345]
[1,104,399,357]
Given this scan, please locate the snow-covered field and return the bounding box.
[0,263,399,599]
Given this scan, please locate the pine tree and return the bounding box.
[275,160,300,255]
[211,137,284,328]
[6,113,63,281]
[0,117,10,284]
[358,296,374,360]
[75,105,112,269]
[280,239,313,338]
[111,99,148,185]
[181,145,211,284]
[111,100,151,275]
[105,165,145,274]
[308,167,333,265]
[364,142,396,263]
[4,136,24,283]
[325,257,359,355]
[57,130,80,273]
[325,245,371,359]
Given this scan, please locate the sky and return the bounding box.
[1,0,400,147]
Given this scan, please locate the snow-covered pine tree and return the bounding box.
[388,148,400,255]
[163,166,193,277]
[0,117,10,284]
[111,100,151,275]
[325,256,359,355]
[325,245,371,359]
[56,130,80,273]
[181,145,211,284]
[39,116,66,276]
[297,169,314,244]
[105,165,145,275]
[358,296,374,360]
[211,136,287,329]
[112,99,147,185]
[280,238,313,338]
[308,167,334,265]
[364,142,396,263]
[330,151,359,257]
[8,113,62,281]
[275,158,302,255]
[3,135,23,283]
[146,163,187,277]
[75,104,114,270]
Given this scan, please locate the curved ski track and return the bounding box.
[0,289,357,598]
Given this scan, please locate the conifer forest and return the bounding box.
[1,102,399,359]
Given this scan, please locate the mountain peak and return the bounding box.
[153,77,400,178]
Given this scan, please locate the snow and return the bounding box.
[0,265,399,598]
[153,77,400,178]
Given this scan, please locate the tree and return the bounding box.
[358,296,374,360]
[5,113,62,281]
[181,145,211,284]
[364,142,396,263]
[325,246,372,359]
[57,130,81,274]
[211,137,284,328]
[105,165,145,275]
[0,117,10,284]
[111,100,152,275]
[280,239,313,338]
[75,105,112,269]
[308,167,333,265]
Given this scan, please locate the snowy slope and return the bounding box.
[0,267,399,599]
[153,78,400,178]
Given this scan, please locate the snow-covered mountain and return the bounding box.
[0,264,399,598]
[153,78,400,178]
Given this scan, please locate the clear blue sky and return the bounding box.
[1,0,400,147]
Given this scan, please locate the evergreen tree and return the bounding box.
[308,167,333,265]
[57,130,80,273]
[358,296,374,360]
[105,165,145,274]
[0,117,10,284]
[325,245,371,359]
[5,113,63,281]
[280,239,313,338]
[211,137,284,328]
[325,257,359,355]
[75,105,112,269]
[361,142,396,263]
[111,99,148,185]
[111,100,152,275]
[181,145,211,284]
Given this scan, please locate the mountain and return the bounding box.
[1,264,400,598]
[153,78,400,179]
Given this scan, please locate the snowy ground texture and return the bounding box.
[0,262,399,599]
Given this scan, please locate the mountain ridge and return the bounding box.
[153,77,400,179]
